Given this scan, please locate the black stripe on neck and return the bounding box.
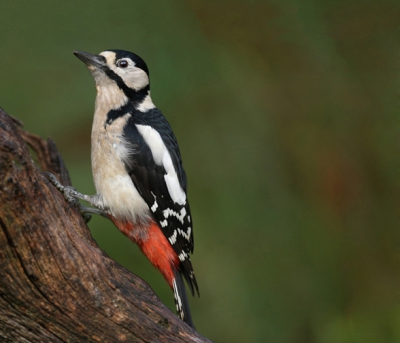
[105,101,135,128]
[102,66,149,103]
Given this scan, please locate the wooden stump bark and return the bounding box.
[0,108,211,342]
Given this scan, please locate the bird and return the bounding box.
[45,49,198,328]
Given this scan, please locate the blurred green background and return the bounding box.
[0,1,399,342]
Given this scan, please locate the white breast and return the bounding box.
[91,112,150,224]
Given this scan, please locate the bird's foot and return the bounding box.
[43,172,83,206]
[43,172,108,223]
[76,203,109,220]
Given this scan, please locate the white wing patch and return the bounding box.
[135,125,164,164]
[135,124,186,205]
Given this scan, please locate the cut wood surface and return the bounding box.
[0,108,211,343]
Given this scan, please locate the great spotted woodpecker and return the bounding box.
[46,50,198,328]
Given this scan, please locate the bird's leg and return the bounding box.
[43,172,109,222]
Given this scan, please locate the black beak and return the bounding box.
[73,50,106,68]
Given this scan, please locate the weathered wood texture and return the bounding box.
[0,108,210,343]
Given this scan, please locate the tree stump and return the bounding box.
[0,108,211,342]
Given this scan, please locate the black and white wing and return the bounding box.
[122,108,198,295]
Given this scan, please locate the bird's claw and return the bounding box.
[62,186,81,207]
[78,207,93,223]
[43,172,107,222]
[43,172,80,208]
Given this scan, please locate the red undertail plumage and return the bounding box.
[109,216,179,288]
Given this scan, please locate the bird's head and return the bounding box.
[74,49,150,105]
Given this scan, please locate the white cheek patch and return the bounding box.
[100,51,149,91]
[136,124,186,205]
[122,67,149,91]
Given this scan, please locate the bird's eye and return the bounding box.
[117,60,128,68]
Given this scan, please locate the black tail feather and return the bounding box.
[181,259,200,297]
[173,270,195,329]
